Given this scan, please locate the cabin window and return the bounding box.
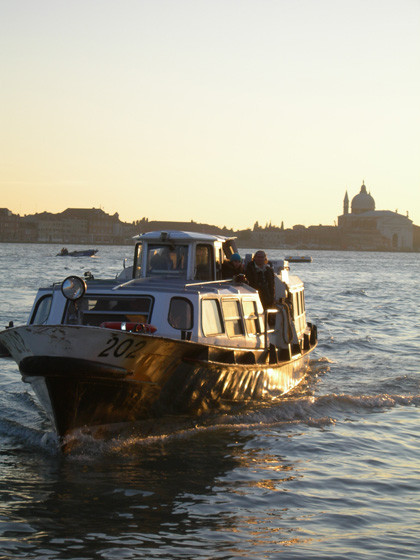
[216,248,223,280]
[64,296,154,326]
[146,244,188,277]
[222,299,244,337]
[30,295,52,325]
[292,292,300,317]
[195,244,214,281]
[222,239,237,260]
[202,299,224,336]
[133,243,142,277]
[291,290,305,322]
[242,300,260,335]
[299,291,305,313]
[168,297,193,330]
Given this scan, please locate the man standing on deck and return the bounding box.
[245,250,275,310]
[221,253,245,279]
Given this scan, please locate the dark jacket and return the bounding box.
[245,261,275,309]
[221,260,244,279]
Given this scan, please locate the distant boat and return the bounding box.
[57,248,98,257]
[285,255,312,263]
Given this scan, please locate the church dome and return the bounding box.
[351,182,375,214]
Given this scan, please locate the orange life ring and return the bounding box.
[99,322,157,334]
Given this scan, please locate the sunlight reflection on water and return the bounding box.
[0,244,419,559]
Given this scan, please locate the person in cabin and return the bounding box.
[195,245,213,280]
[150,247,173,270]
[221,253,245,279]
[245,250,275,309]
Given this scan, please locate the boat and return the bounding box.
[57,248,98,257]
[0,230,317,441]
[285,255,312,263]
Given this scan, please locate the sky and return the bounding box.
[1,0,419,230]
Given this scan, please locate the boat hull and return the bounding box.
[0,325,315,437]
[57,249,97,257]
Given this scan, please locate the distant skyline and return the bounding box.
[1,0,419,229]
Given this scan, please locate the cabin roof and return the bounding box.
[111,277,257,297]
[133,230,236,243]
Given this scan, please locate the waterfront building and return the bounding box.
[0,209,20,240]
[337,182,413,250]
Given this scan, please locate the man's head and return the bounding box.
[230,253,242,268]
[253,250,267,267]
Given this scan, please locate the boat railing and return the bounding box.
[264,306,306,362]
[264,308,278,349]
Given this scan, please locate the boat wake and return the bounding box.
[0,415,59,454]
[58,391,420,458]
[0,385,59,454]
[1,361,418,456]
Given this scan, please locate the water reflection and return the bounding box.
[1,245,419,559]
[0,417,307,559]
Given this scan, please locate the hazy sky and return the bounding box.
[1,0,419,230]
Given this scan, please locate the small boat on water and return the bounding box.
[0,230,317,441]
[57,248,98,257]
[285,255,312,263]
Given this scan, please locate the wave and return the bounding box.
[339,288,369,297]
[0,416,59,454]
[59,392,420,458]
[0,386,59,454]
[214,392,420,429]
[1,361,417,456]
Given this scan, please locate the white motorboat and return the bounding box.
[0,230,317,440]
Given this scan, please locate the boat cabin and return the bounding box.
[27,230,314,359]
[130,230,238,282]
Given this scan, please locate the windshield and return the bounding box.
[145,244,189,277]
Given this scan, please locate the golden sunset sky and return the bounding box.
[1,0,419,229]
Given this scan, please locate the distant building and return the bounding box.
[0,194,417,251]
[21,208,131,244]
[134,219,232,237]
[337,182,413,250]
[0,208,20,240]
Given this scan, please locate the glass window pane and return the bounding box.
[65,296,153,326]
[300,291,305,312]
[134,244,142,278]
[243,301,259,335]
[169,298,193,330]
[292,292,299,316]
[31,295,52,325]
[245,318,257,334]
[222,300,240,319]
[242,300,256,316]
[202,299,224,335]
[195,244,214,280]
[147,244,188,276]
[226,320,244,337]
[222,299,244,337]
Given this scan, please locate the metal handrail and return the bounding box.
[264,308,279,349]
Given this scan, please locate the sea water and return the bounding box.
[0,243,418,560]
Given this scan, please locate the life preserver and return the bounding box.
[99,322,157,333]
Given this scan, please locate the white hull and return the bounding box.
[0,324,315,437]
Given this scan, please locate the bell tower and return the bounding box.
[343,190,349,215]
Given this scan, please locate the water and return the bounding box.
[0,243,419,560]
